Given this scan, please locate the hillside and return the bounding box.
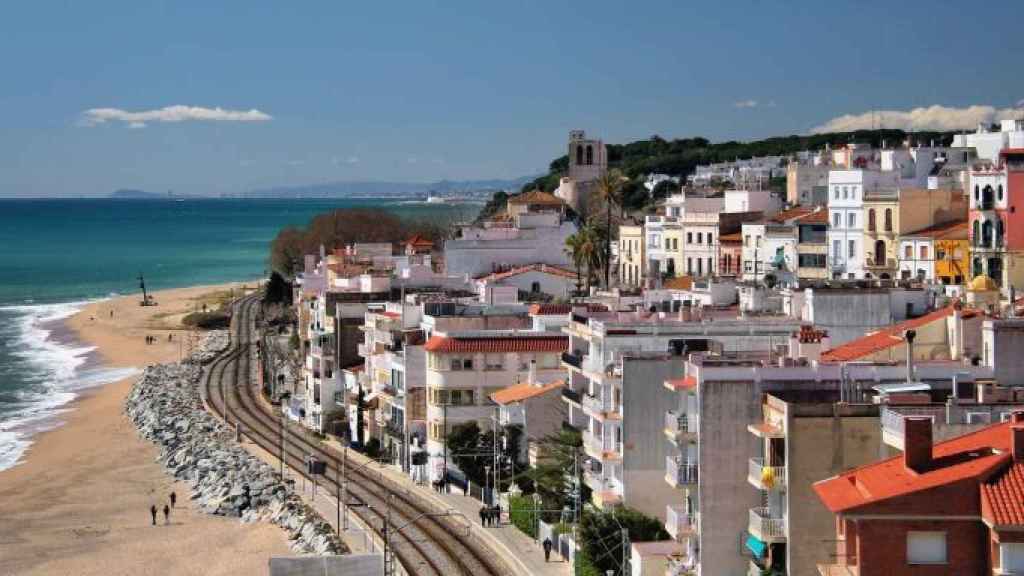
[521,128,961,206]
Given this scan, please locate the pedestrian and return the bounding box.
[543,537,553,562]
[479,506,486,526]
[163,504,170,525]
[492,506,500,526]
[109,309,114,318]
[150,504,157,526]
[170,491,177,508]
[463,481,469,497]
[168,333,172,342]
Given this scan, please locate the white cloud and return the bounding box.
[811,103,1024,134]
[734,99,759,109]
[80,105,272,128]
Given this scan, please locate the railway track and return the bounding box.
[201,294,510,576]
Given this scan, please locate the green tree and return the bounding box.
[263,271,292,305]
[526,427,586,523]
[594,170,626,288]
[579,507,670,575]
[650,179,678,201]
[355,387,366,448]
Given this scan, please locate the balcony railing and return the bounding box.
[880,405,943,450]
[583,430,621,459]
[561,387,582,404]
[665,410,698,439]
[748,458,786,490]
[562,352,582,369]
[748,507,786,542]
[665,504,698,540]
[582,392,614,416]
[666,456,698,487]
[865,257,897,269]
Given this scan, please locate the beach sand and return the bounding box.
[0,283,291,576]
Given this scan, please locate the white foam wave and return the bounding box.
[0,299,140,471]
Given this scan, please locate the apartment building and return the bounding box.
[644,215,684,279]
[618,223,645,287]
[952,118,1024,162]
[741,207,818,284]
[786,161,830,206]
[795,208,830,280]
[969,149,1024,292]
[424,331,567,482]
[828,169,898,279]
[898,220,969,284]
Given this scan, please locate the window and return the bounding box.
[999,184,1005,202]
[848,240,856,258]
[842,186,849,199]
[687,257,693,274]
[531,281,541,293]
[833,240,841,259]
[868,208,876,231]
[833,213,841,228]
[847,213,855,228]
[687,232,693,244]
[907,531,946,565]
[905,245,912,258]
[665,238,670,250]
[707,233,713,245]
[696,232,703,244]
[485,354,504,371]
[672,238,678,250]
[744,260,752,272]
[1001,543,1024,573]
[834,186,840,199]
[885,208,893,232]
[707,257,714,273]
[450,358,462,371]
[920,246,928,260]
[744,234,750,246]
[586,145,593,165]
[576,145,584,165]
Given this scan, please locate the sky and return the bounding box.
[2,1,1023,197]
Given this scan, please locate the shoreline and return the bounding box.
[0,281,291,575]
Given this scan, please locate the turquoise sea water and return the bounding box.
[0,198,473,470]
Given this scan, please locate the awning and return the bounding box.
[745,534,766,558]
[873,382,931,394]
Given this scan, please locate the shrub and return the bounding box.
[508,495,538,538]
[182,311,230,329]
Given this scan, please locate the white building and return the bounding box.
[474,263,578,301]
[827,169,897,279]
[952,118,1024,162]
[554,130,608,215]
[424,331,568,482]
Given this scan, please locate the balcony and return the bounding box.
[665,504,698,540]
[583,430,621,461]
[864,257,897,270]
[817,564,859,576]
[748,458,786,490]
[748,507,786,543]
[665,550,697,576]
[582,392,619,419]
[664,410,698,443]
[665,456,698,488]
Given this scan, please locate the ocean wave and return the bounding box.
[0,299,139,471]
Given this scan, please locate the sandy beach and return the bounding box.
[0,282,291,576]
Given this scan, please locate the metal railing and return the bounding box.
[665,410,698,436]
[561,387,582,404]
[561,352,582,369]
[749,507,786,540]
[666,456,698,485]
[665,504,698,539]
[583,392,612,415]
[748,457,786,489]
[880,405,943,439]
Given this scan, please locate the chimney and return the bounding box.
[903,416,933,472]
[1013,426,1024,463]
[904,329,917,384]
[1011,410,1024,424]
[528,359,537,387]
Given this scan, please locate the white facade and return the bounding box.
[827,170,897,279]
[952,119,1024,162]
[898,236,937,282]
[681,211,718,278]
[724,189,779,215]
[444,219,576,278]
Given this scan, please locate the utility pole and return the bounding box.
[335,460,340,536]
[493,405,500,508]
[442,404,448,490]
[342,445,348,530]
[383,493,393,576]
[280,411,286,480]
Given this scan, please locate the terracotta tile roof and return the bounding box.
[665,375,697,390]
[490,380,564,405]
[507,190,565,206]
[903,220,968,240]
[405,234,434,247]
[814,420,1019,514]
[770,206,815,223]
[982,459,1024,527]
[794,209,829,225]
[424,334,569,354]
[378,311,401,319]
[662,276,694,291]
[343,363,365,373]
[476,263,579,282]
[528,303,609,316]
[819,306,956,362]
[719,231,742,243]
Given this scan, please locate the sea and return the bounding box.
[0,197,475,471]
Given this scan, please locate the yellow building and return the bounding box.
[864,187,966,280]
[618,224,645,287]
[662,226,685,279]
[898,220,968,284]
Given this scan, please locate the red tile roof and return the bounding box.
[982,459,1024,527]
[476,263,579,282]
[507,190,565,206]
[719,231,742,243]
[405,234,434,247]
[770,206,815,223]
[903,220,968,240]
[490,380,564,404]
[795,209,829,225]
[424,334,569,354]
[814,420,1020,514]
[665,375,697,390]
[662,276,694,291]
[819,306,955,362]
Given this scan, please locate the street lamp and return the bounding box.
[484,465,491,506]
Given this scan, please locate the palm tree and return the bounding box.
[564,233,585,293]
[577,224,604,292]
[594,170,626,288]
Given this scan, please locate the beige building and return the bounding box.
[618,223,645,287]
[786,162,830,206]
[862,187,966,280]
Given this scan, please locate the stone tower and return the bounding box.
[557,130,607,214]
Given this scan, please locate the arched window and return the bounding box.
[973,220,980,246]
[586,145,593,165]
[874,239,886,266]
[996,219,1005,247]
[998,184,1004,202]
[982,219,994,248]
[576,145,584,165]
[884,208,893,232]
[531,281,541,293]
[982,185,994,209]
[867,209,876,231]
[975,184,980,202]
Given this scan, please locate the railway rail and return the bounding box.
[201,294,510,576]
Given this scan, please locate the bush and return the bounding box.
[364,438,382,459]
[182,311,230,329]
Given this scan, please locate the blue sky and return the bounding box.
[1,1,1023,197]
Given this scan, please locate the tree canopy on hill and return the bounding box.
[521,128,961,195]
[268,208,448,277]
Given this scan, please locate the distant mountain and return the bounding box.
[242,176,537,199]
[109,189,165,199]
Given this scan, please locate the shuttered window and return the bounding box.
[907,531,946,564]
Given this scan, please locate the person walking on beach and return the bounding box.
[163,504,170,525]
[478,506,486,526]
[150,504,157,526]
[543,537,553,562]
[170,491,176,508]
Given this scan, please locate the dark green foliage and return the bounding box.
[445,421,522,489]
[508,495,539,538]
[364,437,381,459]
[474,191,509,224]
[579,507,670,575]
[263,271,292,305]
[355,387,366,447]
[619,178,648,212]
[182,311,230,329]
[650,179,677,201]
[526,427,586,523]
